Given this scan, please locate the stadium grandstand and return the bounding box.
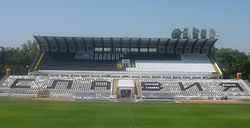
[0,35,249,102]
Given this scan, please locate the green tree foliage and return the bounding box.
[171,28,182,39]
[0,40,38,77]
[214,48,249,79]
[182,28,189,39]
[192,28,199,39]
[200,29,207,39]
[209,28,216,39]
[247,53,250,79]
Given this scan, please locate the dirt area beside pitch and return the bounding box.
[177,100,250,104]
[32,98,72,102]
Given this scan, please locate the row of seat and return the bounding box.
[141,92,175,99]
[140,78,250,97]
[73,92,110,99]
[1,76,112,98]
[127,59,214,72]
[93,53,124,61]
[39,53,124,71]
[1,75,250,98]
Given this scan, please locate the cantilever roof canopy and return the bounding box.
[34,35,217,54]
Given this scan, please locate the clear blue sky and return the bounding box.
[0,0,250,53]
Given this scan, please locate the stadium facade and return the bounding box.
[0,35,249,102]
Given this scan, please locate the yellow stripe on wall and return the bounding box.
[117,61,122,68]
[34,52,44,71]
[212,63,221,75]
[208,56,221,75]
[112,79,119,95]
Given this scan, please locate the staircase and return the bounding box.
[133,79,141,97]
[33,52,44,71]
[112,79,119,95]
[208,55,222,76]
[116,61,122,69]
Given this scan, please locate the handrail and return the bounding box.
[34,52,45,71]
[29,51,41,71]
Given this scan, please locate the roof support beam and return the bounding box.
[111,38,114,53]
[191,39,199,54]
[147,38,151,54]
[33,36,42,51]
[62,37,69,52]
[91,37,96,58]
[173,39,180,55]
[156,39,160,54]
[91,37,96,53]
[43,36,51,52]
[129,38,132,53]
[138,38,141,53]
[120,38,122,53]
[72,37,78,52]
[53,37,60,52]
[199,39,208,54]
[81,38,87,52]
[101,37,104,53]
[165,39,170,54]
[209,39,218,54]
[182,39,189,54]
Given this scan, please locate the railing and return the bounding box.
[29,51,41,71]
[32,70,214,79]
[210,54,223,75]
[33,52,45,71]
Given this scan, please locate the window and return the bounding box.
[104,48,111,52]
[149,48,157,52]
[140,48,148,52]
[115,48,121,52]
[95,47,102,52]
[131,48,138,52]
[122,48,129,52]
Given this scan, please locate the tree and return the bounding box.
[0,47,5,78]
[200,29,207,39]
[209,28,216,39]
[171,28,182,39]
[247,53,250,80]
[192,28,199,39]
[182,28,189,39]
[214,48,248,79]
[0,40,38,75]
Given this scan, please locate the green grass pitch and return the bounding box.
[0,97,250,128]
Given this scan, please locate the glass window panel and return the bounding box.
[149,48,156,52]
[140,48,148,52]
[131,48,138,52]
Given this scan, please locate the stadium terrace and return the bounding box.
[0,35,249,102]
